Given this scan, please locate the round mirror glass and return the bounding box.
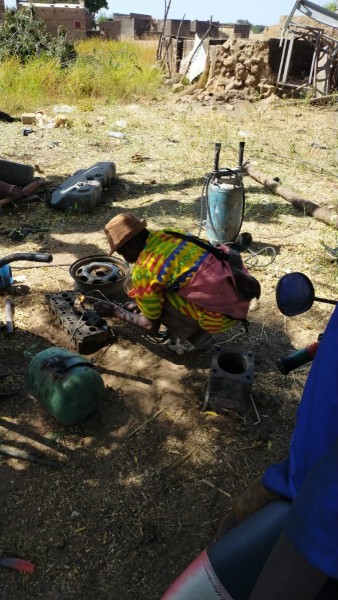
[276,272,315,316]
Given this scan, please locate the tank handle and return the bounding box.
[45,355,96,374]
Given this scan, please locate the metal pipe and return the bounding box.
[213,142,222,172]
[5,299,13,334]
[238,141,245,167]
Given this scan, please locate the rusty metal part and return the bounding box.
[0,444,62,468]
[45,291,114,354]
[76,261,120,285]
[204,347,254,415]
[0,178,50,207]
[69,255,130,301]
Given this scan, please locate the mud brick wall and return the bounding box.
[30,5,89,40]
[117,15,152,39]
[100,19,121,40]
[158,18,191,38]
[198,39,273,102]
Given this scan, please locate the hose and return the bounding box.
[244,246,277,268]
[0,253,53,268]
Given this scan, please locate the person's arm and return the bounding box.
[0,181,25,198]
[93,300,161,333]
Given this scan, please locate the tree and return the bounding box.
[323,1,338,10]
[85,0,108,21]
[96,12,109,23]
[236,19,251,26]
[251,24,265,33]
[0,8,76,66]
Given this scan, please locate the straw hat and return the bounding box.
[104,213,147,254]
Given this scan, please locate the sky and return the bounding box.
[104,0,298,24]
[4,0,332,25]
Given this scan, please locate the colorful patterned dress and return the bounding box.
[128,230,234,333]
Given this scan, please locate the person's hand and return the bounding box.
[122,300,140,314]
[93,300,118,317]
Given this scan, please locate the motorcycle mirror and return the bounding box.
[276,272,337,316]
[276,272,315,316]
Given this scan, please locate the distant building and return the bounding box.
[16,0,91,40]
[219,23,251,39]
[190,20,220,38]
[157,18,191,38]
[113,12,152,39]
[98,19,121,40]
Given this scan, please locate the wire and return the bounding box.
[243,246,277,268]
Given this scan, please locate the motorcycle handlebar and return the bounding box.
[277,341,320,375]
[0,253,53,268]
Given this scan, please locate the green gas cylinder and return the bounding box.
[25,347,105,425]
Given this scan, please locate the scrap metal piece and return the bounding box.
[45,291,113,354]
[0,445,62,468]
[4,299,13,334]
[75,261,120,285]
[69,255,130,302]
[49,161,116,212]
[204,347,254,415]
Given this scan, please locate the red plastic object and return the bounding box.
[0,557,35,573]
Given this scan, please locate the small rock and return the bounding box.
[172,83,185,93]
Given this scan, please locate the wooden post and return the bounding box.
[242,161,338,229]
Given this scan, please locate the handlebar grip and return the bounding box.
[0,253,53,268]
[25,253,53,263]
[277,341,319,375]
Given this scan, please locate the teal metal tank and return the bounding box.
[206,169,244,245]
[25,347,105,425]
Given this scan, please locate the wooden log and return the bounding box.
[309,94,338,105]
[242,161,338,229]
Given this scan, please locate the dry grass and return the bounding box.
[0,40,163,112]
[0,94,337,600]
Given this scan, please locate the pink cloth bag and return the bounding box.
[177,250,251,320]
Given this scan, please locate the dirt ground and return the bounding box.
[0,95,337,599]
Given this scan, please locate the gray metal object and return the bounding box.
[75,261,120,285]
[204,347,254,415]
[69,255,130,302]
[49,161,116,212]
[0,159,35,186]
[278,1,338,97]
[45,291,113,354]
[4,299,13,334]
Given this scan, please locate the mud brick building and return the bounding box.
[114,12,152,39]
[16,0,91,40]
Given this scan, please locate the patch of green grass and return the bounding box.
[0,39,164,111]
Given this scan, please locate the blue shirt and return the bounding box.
[262,304,338,577]
[263,304,338,499]
[284,441,338,579]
